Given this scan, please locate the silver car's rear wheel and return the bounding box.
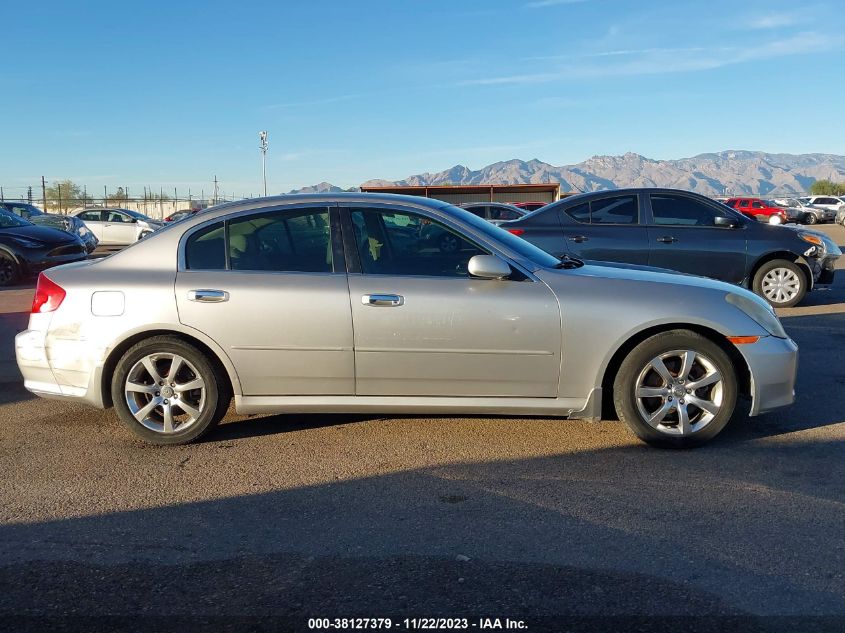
[634,350,724,436]
[614,330,738,448]
[125,353,207,434]
[112,336,230,445]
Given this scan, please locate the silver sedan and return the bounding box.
[16,193,798,447]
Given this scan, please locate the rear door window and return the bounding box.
[79,210,103,221]
[563,202,590,223]
[228,208,333,272]
[590,196,638,224]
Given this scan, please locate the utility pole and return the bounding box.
[83,185,87,207]
[41,176,47,210]
[213,175,219,205]
[27,186,33,204]
[259,131,269,197]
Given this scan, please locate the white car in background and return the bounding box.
[72,208,163,245]
[799,196,845,212]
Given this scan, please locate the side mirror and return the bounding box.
[714,216,739,228]
[468,254,511,279]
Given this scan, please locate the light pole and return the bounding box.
[259,130,269,197]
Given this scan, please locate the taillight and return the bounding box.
[31,273,66,313]
[507,228,525,236]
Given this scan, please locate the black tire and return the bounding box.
[0,251,20,287]
[752,259,807,308]
[613,330,738,448]
[803,213,817,225]
[111,336,230,445]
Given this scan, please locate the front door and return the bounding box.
[103,210,138,244]
[558,194,649,265]
[646,192,748,284]
[342,205,561,398]
[175,204,354,396]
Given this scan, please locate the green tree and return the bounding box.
[45,179,88,212]
[107,187,128,205]
[809,179,845,196]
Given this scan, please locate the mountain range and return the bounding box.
[289,151,845,197]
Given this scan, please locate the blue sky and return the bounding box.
[2,0,843,198]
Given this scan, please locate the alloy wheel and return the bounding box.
[124,353,206,434]
[761,267,801,305]
[635,350,724,436]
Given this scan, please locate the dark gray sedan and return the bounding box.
[501,188,840,307]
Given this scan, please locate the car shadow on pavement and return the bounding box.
[206,412,387,443]
[0,438,843,623]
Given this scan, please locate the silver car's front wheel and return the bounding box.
[614,330,738,448]
[125,353,207,434]
[634,350,724,436]
[112,336,230,444]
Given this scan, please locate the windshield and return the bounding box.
[442,204,561,268]
[0,209,33,228]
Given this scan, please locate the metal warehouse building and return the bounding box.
[359,183,562,206]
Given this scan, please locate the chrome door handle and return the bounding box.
[656,236,677,244]
[569,235,589,243]
[188,289,229,303]
[362,293,404,307]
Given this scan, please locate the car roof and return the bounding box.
[197,192,455,216]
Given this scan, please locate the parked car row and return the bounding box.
[1,201,98,253]
[0,208,90,286]
[16,192,801,450]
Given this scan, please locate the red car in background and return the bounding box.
[513,201,548,213]
[724,197,787,224]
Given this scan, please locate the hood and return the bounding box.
[557,260,762,301]
[0,224,78,244]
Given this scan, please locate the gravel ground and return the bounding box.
[0,224,843,631]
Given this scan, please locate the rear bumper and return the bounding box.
[740,335,798,416]
[15,328,106,408]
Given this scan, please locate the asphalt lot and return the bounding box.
[0,224,843,630]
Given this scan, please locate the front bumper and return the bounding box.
[739,335,799,416]
[21,247,88,276]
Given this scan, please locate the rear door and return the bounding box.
[342,204,561,398]
[646,192,747,283]
[559,194,649,264]
[77,210,106,241]
[175,203,355,396]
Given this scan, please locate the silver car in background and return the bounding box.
[16,194,798,448]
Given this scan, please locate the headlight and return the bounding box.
[797,231,824,248]
[725,293,787,339]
